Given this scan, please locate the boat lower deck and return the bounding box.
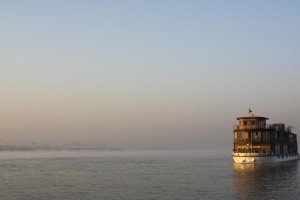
[232,153,299,163]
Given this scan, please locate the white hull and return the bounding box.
[232,153,299,163]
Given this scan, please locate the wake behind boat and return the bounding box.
[232,110,299,163]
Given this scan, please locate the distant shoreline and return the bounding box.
[0,146,122,152]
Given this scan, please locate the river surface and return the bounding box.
[0,149,299,199]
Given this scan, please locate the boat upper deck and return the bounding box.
[234,124,275,130]
[234,116,274,131]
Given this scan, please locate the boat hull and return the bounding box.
[232,153,299,163]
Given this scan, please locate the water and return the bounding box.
[0,149,299,200]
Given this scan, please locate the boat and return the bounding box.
[232,110,299,163]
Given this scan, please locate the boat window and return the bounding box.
[263,132,270,142]
[253,132,261,142]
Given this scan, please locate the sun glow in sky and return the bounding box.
[1,0,300,148]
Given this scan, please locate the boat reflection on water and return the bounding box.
[233,162,300,199]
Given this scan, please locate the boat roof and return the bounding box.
[237,116,269,120]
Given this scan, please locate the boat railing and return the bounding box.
[234,124,274,130]
[237,138,251,143]
[235,138,266,143]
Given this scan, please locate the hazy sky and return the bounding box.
[1,0,300,148]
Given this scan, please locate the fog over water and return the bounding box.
[1,1,300,148]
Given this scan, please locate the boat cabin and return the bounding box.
[233,116,298,156]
